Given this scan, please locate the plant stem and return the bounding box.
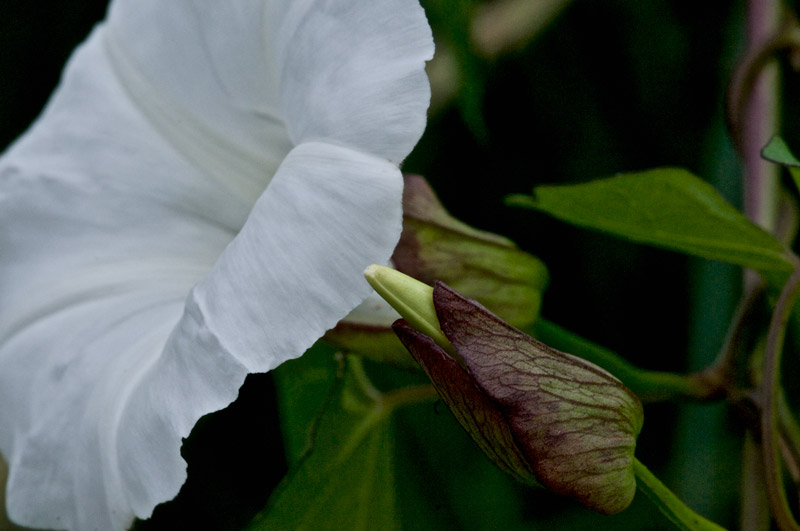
[634,458,727,531]
[779,390,800,482]
[760,265,800,531]
[348,356,440,414]
[743,0,782,232]
[741,434,772,531]
[735,2,800,527]
[703,281,766,391]
[532,320,717,402]
[381,384,440,412]
[727,0,795,234]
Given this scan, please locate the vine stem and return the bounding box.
[734,2,797,529]
[347,355,440,412]
[779,391,800,482]
[531,320,717,402]
[736,1,783,232]
[633,458,727,531]
[760,264,800,531]
[381,384,440,411]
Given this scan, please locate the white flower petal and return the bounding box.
[4,297,185,530]
[0,0,432,529]
[104,0,292,206]
[273,0,434,162]
[0,28,234,530]
[115,142,403,518]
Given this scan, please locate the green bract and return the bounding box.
[395,175,548,328]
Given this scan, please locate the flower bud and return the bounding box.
[325,175,547,366]
[366,266,643,515]
[393,175,548,328]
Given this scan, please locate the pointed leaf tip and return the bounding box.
[762,136,800,201]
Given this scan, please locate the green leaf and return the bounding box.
[272,342,340,467]
[250,357,399,531]
[761,136,800,196]
[507,168,794,278]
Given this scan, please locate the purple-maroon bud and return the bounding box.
[394,282,643,515]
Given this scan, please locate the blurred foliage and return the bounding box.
[1,0,785,529]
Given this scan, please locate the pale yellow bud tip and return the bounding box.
[363,265,453,354]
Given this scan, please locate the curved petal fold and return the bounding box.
[273,0,434,162]
[115,142,403,517]
[105,0,292,204]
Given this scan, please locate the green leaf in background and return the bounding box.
[272,342,341,467]
[250,357,399,531]
[762,136,800,196]
[507,168,794,279]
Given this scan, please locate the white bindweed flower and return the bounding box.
[0,1,433,529]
